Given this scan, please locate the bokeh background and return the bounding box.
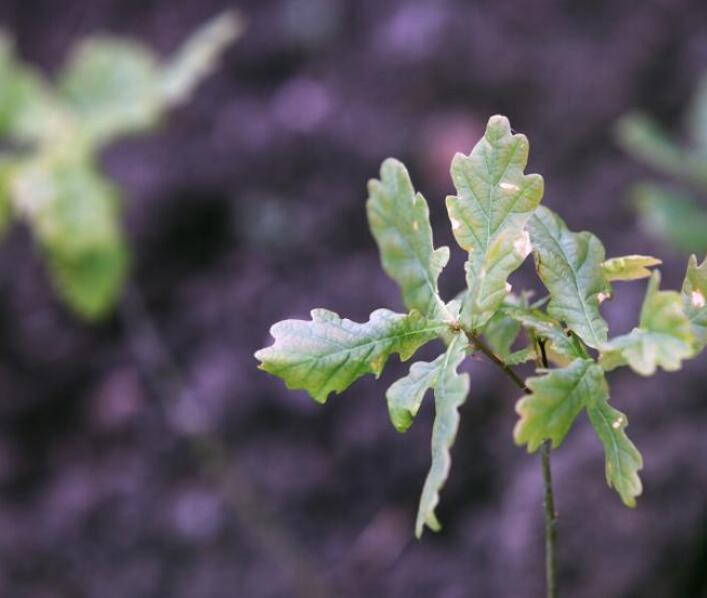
[0,0,706,596]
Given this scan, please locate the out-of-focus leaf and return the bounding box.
[415,334,469,537]
[616,112,707,189]
[514,358,604,452]
[13,157,121,254]
[0,34,65,143]
[0,159,15,238]
[586,397,643,507]
[528,206,610,349]
[632,184,707,254]
[11,156,127,318]
[160,10,243,107]
[446,115,543,332]
[59,37,162,143]
[47,239,127,320]
[602,255,662,282]
[255,309,446,404]
[600,272,694,375]
[367,158,450,320]
[687,74,707,156]
[616,112,685,175]
[681,254,707,352]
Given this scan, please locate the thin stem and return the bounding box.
[464,328,558,597]
[536,338,558,598]
[466,332,530,394]
[541,441,558,598]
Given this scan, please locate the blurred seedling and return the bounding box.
[0,11,242,319]
[0,14,333,597]
[617,76,707,254]
[257,115,707,597]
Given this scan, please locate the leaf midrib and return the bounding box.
[532,213,603,347]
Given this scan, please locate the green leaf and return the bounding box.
[0,159,15,239]
[586,398,643,507]
[632,184,707,254]
[11,155,127,318]
[602,255,661,282]
[367,159,450,319]
[446,115,543,332]
[681,254,707,352]
[255,309,446,404]
[514,359,605,452]
[47,239,128,320]
[600,272,694,375]
[160,10,243,107]
[0,35,64,144]
[386,352,447,433]
[415,334,469,537]
[504,306,586,362]
[59,37,162,144]
[528,206,610,349]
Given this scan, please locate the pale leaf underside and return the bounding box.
[386,353,445,433]
[255,308,445,404]
[415,334,470,537]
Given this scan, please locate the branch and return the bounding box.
[464,330,530,394]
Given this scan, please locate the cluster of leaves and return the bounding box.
[617,76,707,254]
[0,11,241,318]
[256,116,707,537]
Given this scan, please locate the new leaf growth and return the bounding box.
[256,115,706,536]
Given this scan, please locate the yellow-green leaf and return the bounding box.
[255,309,446,404]
[446,115,543,332]
[681,254,707,352]
[367,159,450,319]
[528,206,610,349]
[600,272,694,375]
[602,255,661,282]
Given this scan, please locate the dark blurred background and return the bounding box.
[0,0,706,596]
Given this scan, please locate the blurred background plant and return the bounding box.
[617,76,707,255]
[0,10,241,319]
[0,3,707,597]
